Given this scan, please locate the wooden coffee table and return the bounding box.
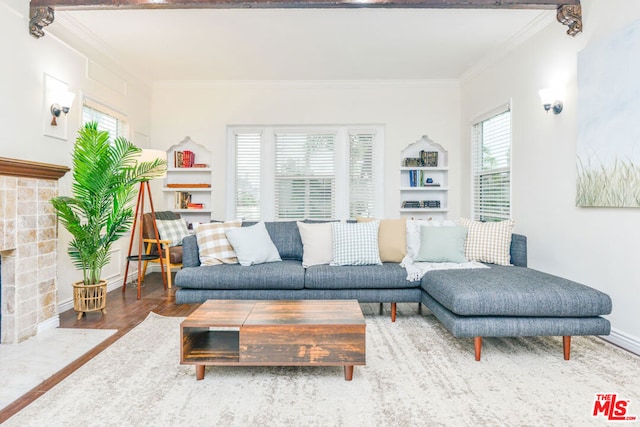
[180,300,366,381]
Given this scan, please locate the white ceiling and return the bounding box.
[56,8,552,83]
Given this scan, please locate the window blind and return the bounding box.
[274,133,335,220]
[82,99,129,140]
[472,108,511,221]
[349,131,376,218]
[235,132,262,220]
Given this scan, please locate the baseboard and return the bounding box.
[600,328,640,356]
[37,315,60,333]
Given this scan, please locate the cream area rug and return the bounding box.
[0,327,116,411]
[4,310,640,427]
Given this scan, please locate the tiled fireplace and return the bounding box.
[0,157,69,343]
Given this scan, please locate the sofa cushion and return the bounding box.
[421,265,612,317]
[357,217,407,263]
[174,259,305,290]
[331,221,382,266]
[225,221,282,266]
[297,221,333,268]
[305,263,420,289]
[195,220,241,265]
[458,218,514,266]
[243,221,303,261]
[415,225,468,263]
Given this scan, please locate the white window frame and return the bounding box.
[227,125,384,221]
[81,96,130,140]
[471,104,512,222]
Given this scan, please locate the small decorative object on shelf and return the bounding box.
[174,150,196,168]
[175,191,192,209]
[420,150,438,167]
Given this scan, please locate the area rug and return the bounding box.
[0,327,116,410]
[4,311,639,426]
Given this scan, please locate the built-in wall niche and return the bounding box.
[163,137,213,227]
[399,135,449,220]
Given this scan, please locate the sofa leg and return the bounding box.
[379,303,384,315]
[474,337,482,361]
[391,302,397,322]
[563,336,571,360]
[418,303,422,314]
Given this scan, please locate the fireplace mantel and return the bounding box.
[0,157,69,180]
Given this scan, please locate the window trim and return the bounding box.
[471,103,512,222]
[81,95,130,140]
[227,125,384,221]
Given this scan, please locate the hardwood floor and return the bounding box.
[0,272,199,423]
[0,273,412,423]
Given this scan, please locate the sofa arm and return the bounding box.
[182,234,201,267]
[510,234,527,267]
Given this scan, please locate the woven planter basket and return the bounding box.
[73,280,108,320]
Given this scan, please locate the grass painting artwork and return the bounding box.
[576,19,640,207]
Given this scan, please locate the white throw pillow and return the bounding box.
[458,218,515,266]
[155,218,190,247]
[405,219,457,259]
[195,220,242,265]
[331,221,382,266]
[225,222,282,267]
[296,221,333,268]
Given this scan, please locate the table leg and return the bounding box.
[344,365,354,381]
[196,365,205,380]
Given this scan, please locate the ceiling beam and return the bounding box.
[29,0,582,38]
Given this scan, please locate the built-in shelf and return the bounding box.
[400,135,448,220]
[165,137,213,225]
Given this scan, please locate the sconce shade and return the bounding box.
[50,91,76,126]
[137,149,167,179]
[539,87,564,114]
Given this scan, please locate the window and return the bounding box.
[229,126,383,221]
[471,106,511,222]
[82,98,129,140]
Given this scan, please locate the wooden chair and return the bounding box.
[140,211,184,289]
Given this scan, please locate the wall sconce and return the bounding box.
[50,91,76,126]
[539,88,564,114]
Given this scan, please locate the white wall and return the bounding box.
[151,81,461,220]
[0,1,153,313]
[460,0,640,354]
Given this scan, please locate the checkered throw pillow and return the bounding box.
[155,219,190,247]
[195,220,242,265]
[458,218,514,266]
[331,221,382,266]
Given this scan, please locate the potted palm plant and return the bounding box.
[52,122,166,319]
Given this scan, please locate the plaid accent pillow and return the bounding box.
[331,221,382,266]
[155,219,190,247]
[195,220,242,265]
[458,218,514,266]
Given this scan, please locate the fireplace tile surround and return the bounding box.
[0,158,69,343]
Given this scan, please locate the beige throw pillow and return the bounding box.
[195,220,242,265]
[458,218,515,266]
[357,217,407,263]
[296,222,333,268]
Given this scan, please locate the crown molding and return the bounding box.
[153,79,461,89]
[460,10,556,83]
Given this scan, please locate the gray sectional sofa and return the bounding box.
[174,221,612,360]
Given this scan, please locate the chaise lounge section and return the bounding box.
[174,221,612,360]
